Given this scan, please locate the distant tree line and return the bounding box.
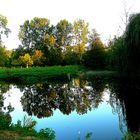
[0,13,140,77]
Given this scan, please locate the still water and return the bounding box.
[1,77,140,140]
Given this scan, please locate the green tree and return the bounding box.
[63,46,79,65]
[106,36,126,71]
[72,19,89,63]
[47,47,63,66]
[0,45,11,67]
[124,13,140,76]
[0,15,11,44]
[0,15,11,67]
[83,29,106,69]
[18,17,51,51]
[55,19,73,48]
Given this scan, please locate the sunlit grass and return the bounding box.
[0,65,115,83]
[0,65,81,83]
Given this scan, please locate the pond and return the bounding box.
[1,77,140,140]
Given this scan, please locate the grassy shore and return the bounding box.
[0,65,82,83]
[0,65,116,83]
[0,130,40,140]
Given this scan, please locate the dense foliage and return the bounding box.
[124,13,140,76]
[0,15,107,69]
[0,13,140,77]
[107,13,140,76]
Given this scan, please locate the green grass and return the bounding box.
[0,65,82,83]
[0,65,115,83]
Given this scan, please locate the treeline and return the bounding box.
[0,13,140,76]
[0,16,106,69]
[107,13,140,76]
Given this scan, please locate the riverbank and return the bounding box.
[0,130,40,140]
[0,66,115,83]
[0,65,82,83]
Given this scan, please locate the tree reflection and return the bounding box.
[109,79,140,132]
[0,82,12,111]
[0,82,13,128]
[20,78,106,118]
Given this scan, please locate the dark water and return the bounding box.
[1,77,140,140]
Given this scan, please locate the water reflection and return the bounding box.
[0,83,14,112]
[108,79,140,132]
[1,77,140,139]
[20,78,106,118]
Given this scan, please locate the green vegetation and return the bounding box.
[0,113,55,140]
[122,131,140,140]
[0,65,81,83]
[0,13,140,78]
[0,15,106,68]
[107,13,140,77]
[0,10,140,140]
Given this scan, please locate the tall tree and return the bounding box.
[124,13,140,76]
[83,29,106,69]
[18,17,51,51]
[0,15,11,44]
[119,0,132,32]
[72,19,89,63]
[106,36,126,71]
[55,19,73,48]
[0,45,11,67]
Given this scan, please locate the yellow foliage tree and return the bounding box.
[19,53,33,68]
[44,34,55,46]
[32,50,44,66]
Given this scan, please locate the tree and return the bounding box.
[124,13,140,76]
[18,17,51,51]
[0,15,11,67]
[0,15,11,44]
[72,19,89,63]
[46,47,63,66]
[119,0,132,33]
[106,36,126,71]
[55,19,73,48]
[19,53,33,68]
[83,29,106,69]
[44,34,56,47]
[0,45,12,67]
[63,46,79,65]
[32,50,45,66]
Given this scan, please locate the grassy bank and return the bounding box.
[0,128,55,140]
[0,130,40,140]
[0,65,82,83]
[0,113,55,140]
[0,65,116,83]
